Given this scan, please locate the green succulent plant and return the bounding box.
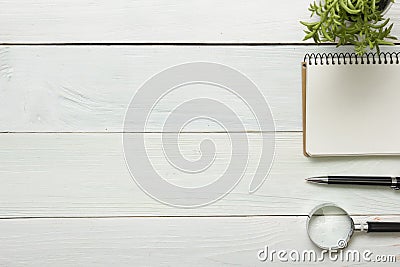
[301,0,397,55]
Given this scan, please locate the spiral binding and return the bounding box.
[304,52,400,65]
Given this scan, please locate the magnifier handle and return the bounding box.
[367,222,400,232]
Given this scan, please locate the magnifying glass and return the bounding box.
[307,203,400,250]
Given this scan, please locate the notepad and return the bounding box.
[302,53,400,157]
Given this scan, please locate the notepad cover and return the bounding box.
[302,59,400,157]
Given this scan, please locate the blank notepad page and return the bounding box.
[305,62,400,156]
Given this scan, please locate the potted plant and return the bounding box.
[301,0,397,55]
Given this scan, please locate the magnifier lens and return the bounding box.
[308,205,353,249]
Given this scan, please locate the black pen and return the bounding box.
[306,176,400,190]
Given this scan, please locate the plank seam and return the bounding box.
[1,214,399,220]
[0,131,301,134]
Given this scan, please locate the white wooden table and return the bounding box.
[1,1,400,266]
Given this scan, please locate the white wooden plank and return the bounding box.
[1,45,399,132]
[0,216,399,266]
[1,1,400,44]
[1,132,400,218]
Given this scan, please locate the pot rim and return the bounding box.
[380,0,393,15]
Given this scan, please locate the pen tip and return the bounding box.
[306,176,328,183]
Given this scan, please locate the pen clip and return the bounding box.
[391,177,400,190]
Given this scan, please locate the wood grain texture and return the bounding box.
[0,216,399,266]
[1,45,399,132]
[1,132,400,218]
[0,1,400,44]
[2,1,400,265]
